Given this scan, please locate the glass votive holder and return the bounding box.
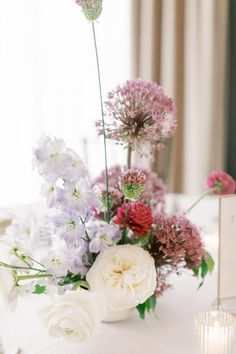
[195,311,236,354]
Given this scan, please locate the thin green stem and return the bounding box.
[92,22,110,222]
[27,255,45,268]
[0,261,46,273]
[186,189,214,213]
[14,252,32,268]
[127,145,132,169]
[17,274,52,282]
[122,200,131,244]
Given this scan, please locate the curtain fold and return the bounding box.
[132,0,228,193]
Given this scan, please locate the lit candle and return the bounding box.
[195,311,236,354]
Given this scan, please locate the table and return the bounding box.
[0,195,223,354]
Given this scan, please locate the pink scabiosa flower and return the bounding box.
[121,168,146,201]
[150,214,204,269]
[113,202,153,237]
[206,170,236,195]
[97,79,176,156]
[75,0,103,21]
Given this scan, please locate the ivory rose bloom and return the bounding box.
[40,290,105,342]
[86,244,156,311]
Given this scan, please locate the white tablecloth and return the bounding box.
[0,195,222,354]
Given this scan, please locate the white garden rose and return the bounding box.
[86,244,157,311]
[39,289,105,342]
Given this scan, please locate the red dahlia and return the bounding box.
[113,202,153,237]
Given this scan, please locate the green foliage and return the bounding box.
[33,284,46,294]
[193,251,215,289]
[136,295,157,320]
[57,272,82,286]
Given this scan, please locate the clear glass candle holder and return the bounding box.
[195,310,236,354]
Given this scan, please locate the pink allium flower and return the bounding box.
[206,170,236,195]
[121,169,146,201]
[150,214,204,269]
[92,165,166,215]
[113,202,153,237]
[75,0,102,21]
[97,79,177,156]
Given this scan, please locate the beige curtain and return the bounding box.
[131,0,228,193]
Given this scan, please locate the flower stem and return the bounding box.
[92,22,110,222]
[0,261,46,273]
[122,201,131,243]
[127,145,132,169]
[186,189,214,213]
[17,274,52,282]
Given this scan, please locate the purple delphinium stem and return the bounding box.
[91,22,110,222]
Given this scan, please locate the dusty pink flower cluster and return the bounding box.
[97,79,177,156]
[151,214,204,270]
[206,170,236,195]
[92,165,166,216]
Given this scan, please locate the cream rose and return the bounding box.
[86,244,156,311]
[39,289,105,342]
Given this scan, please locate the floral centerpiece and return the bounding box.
[0,0,236,344]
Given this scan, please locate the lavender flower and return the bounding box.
[5,213,53,252]
[33,136,68,183]
[86,221,121,253]
[63,148,88,183]
[41,182,60,208]
[41,238,87,277]
[75,0,103,21]
[33,136,88,184]
[97,79,176,156]
[53,214,85,247]
[57,181,100,219]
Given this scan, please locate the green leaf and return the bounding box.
[136,302,146,320]
[204,251,215,273]
[201,259,208,279]
[136,295,157,320]
[33,284,46,294]
[198,281,204,289]
[193,267,199,276]
[72,280,90,290]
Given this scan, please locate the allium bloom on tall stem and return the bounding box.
[150,214,204,269]
[121,168,146,201]
[113,202,153,237]
[206,170,236,195]
[75,0,103,21]
[97,79,176,156]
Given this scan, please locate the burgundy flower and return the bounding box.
[113,202,153,237]
[206,170,236,195]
